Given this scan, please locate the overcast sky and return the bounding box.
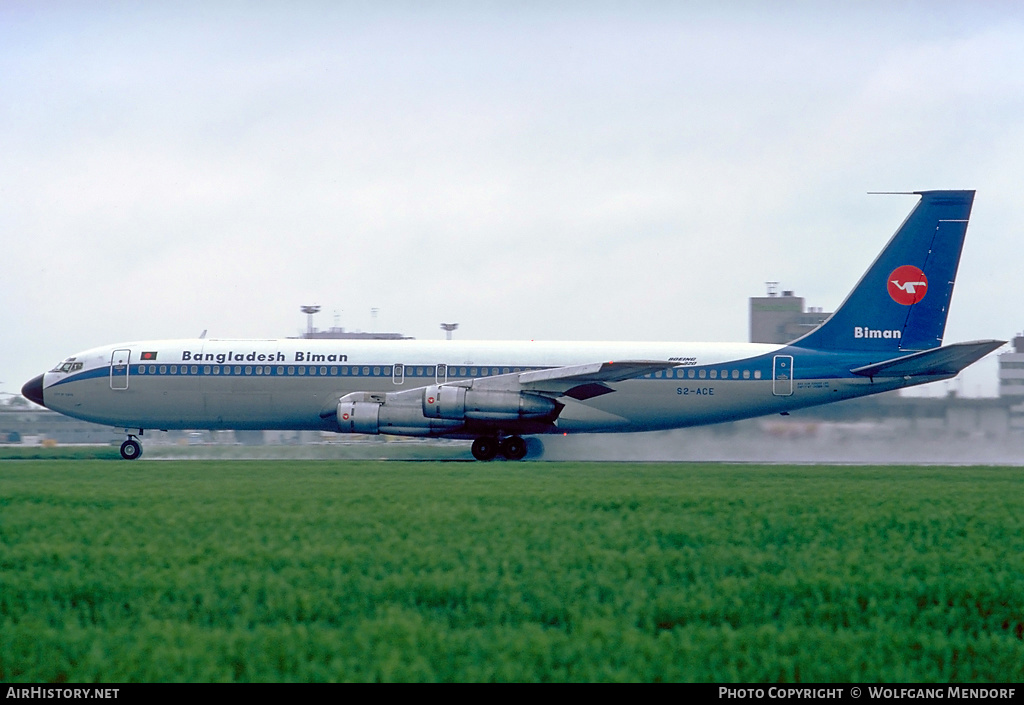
[3,1,1022,398]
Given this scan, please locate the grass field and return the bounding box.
[1,460,1022,682]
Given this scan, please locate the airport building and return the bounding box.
[291,305,413,340]
[0,398,122,445]
[293,327,412,340]
[998,333,1024,430]
[749,283,831,344]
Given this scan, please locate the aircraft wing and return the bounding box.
[468,360,679,400]
[321,360,678,419]
[850,340,1005,378]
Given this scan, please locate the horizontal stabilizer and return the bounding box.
[850,339,1005,378]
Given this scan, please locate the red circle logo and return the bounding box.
[887,265,928,306]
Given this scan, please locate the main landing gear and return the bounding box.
[120,431,143,460]
[471,435,528,461]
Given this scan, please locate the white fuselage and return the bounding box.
[39,337,915,435]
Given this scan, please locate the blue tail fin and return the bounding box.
[794,190,974,352]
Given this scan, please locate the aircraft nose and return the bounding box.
[22,374,45,407]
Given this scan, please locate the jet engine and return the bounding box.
[334,385,560,437]
[421,385,558,421]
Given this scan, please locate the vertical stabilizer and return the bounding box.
[794,190,974,352]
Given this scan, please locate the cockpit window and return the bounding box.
[50,360,84,373]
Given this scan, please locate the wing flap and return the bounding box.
[850,339,1005,378]
[461,360,676,395]
[518,360,678,395]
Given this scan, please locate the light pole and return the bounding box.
[301,305,321,337]
[440,323,459,341]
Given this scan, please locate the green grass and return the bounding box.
[1,461,1022,682]
[0,446,122,461]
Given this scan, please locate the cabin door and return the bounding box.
[772,355,793,396]
[110,349,131,390]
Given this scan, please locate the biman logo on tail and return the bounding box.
[888,265,928,306]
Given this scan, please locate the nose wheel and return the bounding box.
[471,435,528,461]
[120,435,143,460]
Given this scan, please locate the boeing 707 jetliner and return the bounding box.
[22,190,1003,460]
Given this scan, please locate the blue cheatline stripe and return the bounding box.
[49,363,563,387]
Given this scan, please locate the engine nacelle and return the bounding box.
[336,392,462,436]
[336,400,381,434]
[422,385,558,421]
[336,385,558,437]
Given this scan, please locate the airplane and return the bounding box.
[22,190,1004,461]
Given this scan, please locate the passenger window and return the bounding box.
[743,370,750,379]
[699,369,706,379]
[710,370,717,379]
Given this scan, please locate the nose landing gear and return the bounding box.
[471,435,529,461]
[120,431,143,460]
